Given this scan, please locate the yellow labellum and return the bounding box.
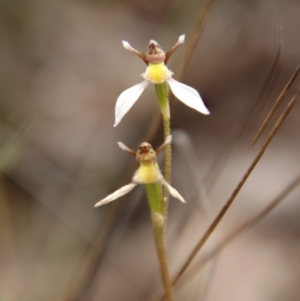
[143,62,172,84]
[133,162,162,184]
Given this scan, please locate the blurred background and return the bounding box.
[0,0,300,300]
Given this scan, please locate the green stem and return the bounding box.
[155,83,172,218]
[145,183,175,301]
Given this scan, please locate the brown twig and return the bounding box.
[177,0,216,80]
[204,14,283,193]
[179,174,300,288]
[63,203,126,301]
[144,0,216,145]
[251,65,300,146]
[241,13,283,139]
[157,93,297,301]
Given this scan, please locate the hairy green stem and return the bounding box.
[145,183,174,301]
[155,83,172,218]
[146,83,174,300]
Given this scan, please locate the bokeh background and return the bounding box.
[0,0,300,300]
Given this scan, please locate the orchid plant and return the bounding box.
[95,35,210,301]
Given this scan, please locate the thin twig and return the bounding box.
[204,14,283,193]
[241,13,283,139]
[145,0,216,145]
[177,0,216,80]
[251,65,300,146]
[179,174,300,287]
[63,203,126,301]
[157,93,297,301]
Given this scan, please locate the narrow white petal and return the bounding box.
[164,135,172,145]
[167,78,210,115]
[122,40,132,50]
[160,179,186,203]
[178,34,185,44]
[94,183,137,207]
[114,80,149,127]
[122,41,142,54]
[117,141,136,156]
[156,135,172,154]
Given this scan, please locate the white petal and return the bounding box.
[117,141,136,156]
[160,179,186,203]
[167,77,210,115]
[114,80,149,127]
[122,40,132,50]
[164,135,172,145]
[178,34,185,44]
[94,183,137,207]
[155,135,172,154]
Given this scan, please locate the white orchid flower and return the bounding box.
[114,35,210,127]
[94,136,185,207]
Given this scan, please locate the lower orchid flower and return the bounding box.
[94,135,185,207]
[114,35,210,127]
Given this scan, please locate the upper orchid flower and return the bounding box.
[114,34,210,127]
[94,136,185,207]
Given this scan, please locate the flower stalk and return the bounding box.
[155,83,172,219]
[97,35,210,301]
[145,183,174,301]
[94,137,185,301]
